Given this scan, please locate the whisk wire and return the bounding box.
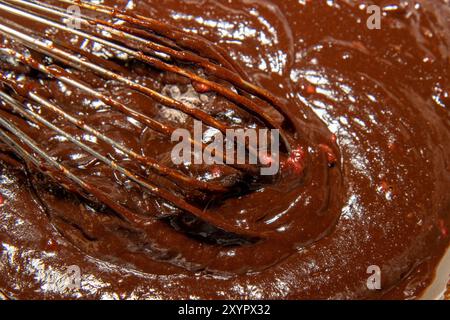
[0,0,297,239]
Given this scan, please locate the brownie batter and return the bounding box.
[0,0,449,299]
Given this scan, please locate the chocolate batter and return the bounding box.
[0,0,449,299]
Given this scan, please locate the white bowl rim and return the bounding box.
[420,247,450,300]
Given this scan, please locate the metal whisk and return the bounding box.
[0,0,300,240]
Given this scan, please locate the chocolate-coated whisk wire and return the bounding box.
[0,0,295,240]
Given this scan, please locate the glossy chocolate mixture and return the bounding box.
[0,0,449,299]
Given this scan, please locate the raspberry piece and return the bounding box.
[319,144,337,167]
[192,81,211,93]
